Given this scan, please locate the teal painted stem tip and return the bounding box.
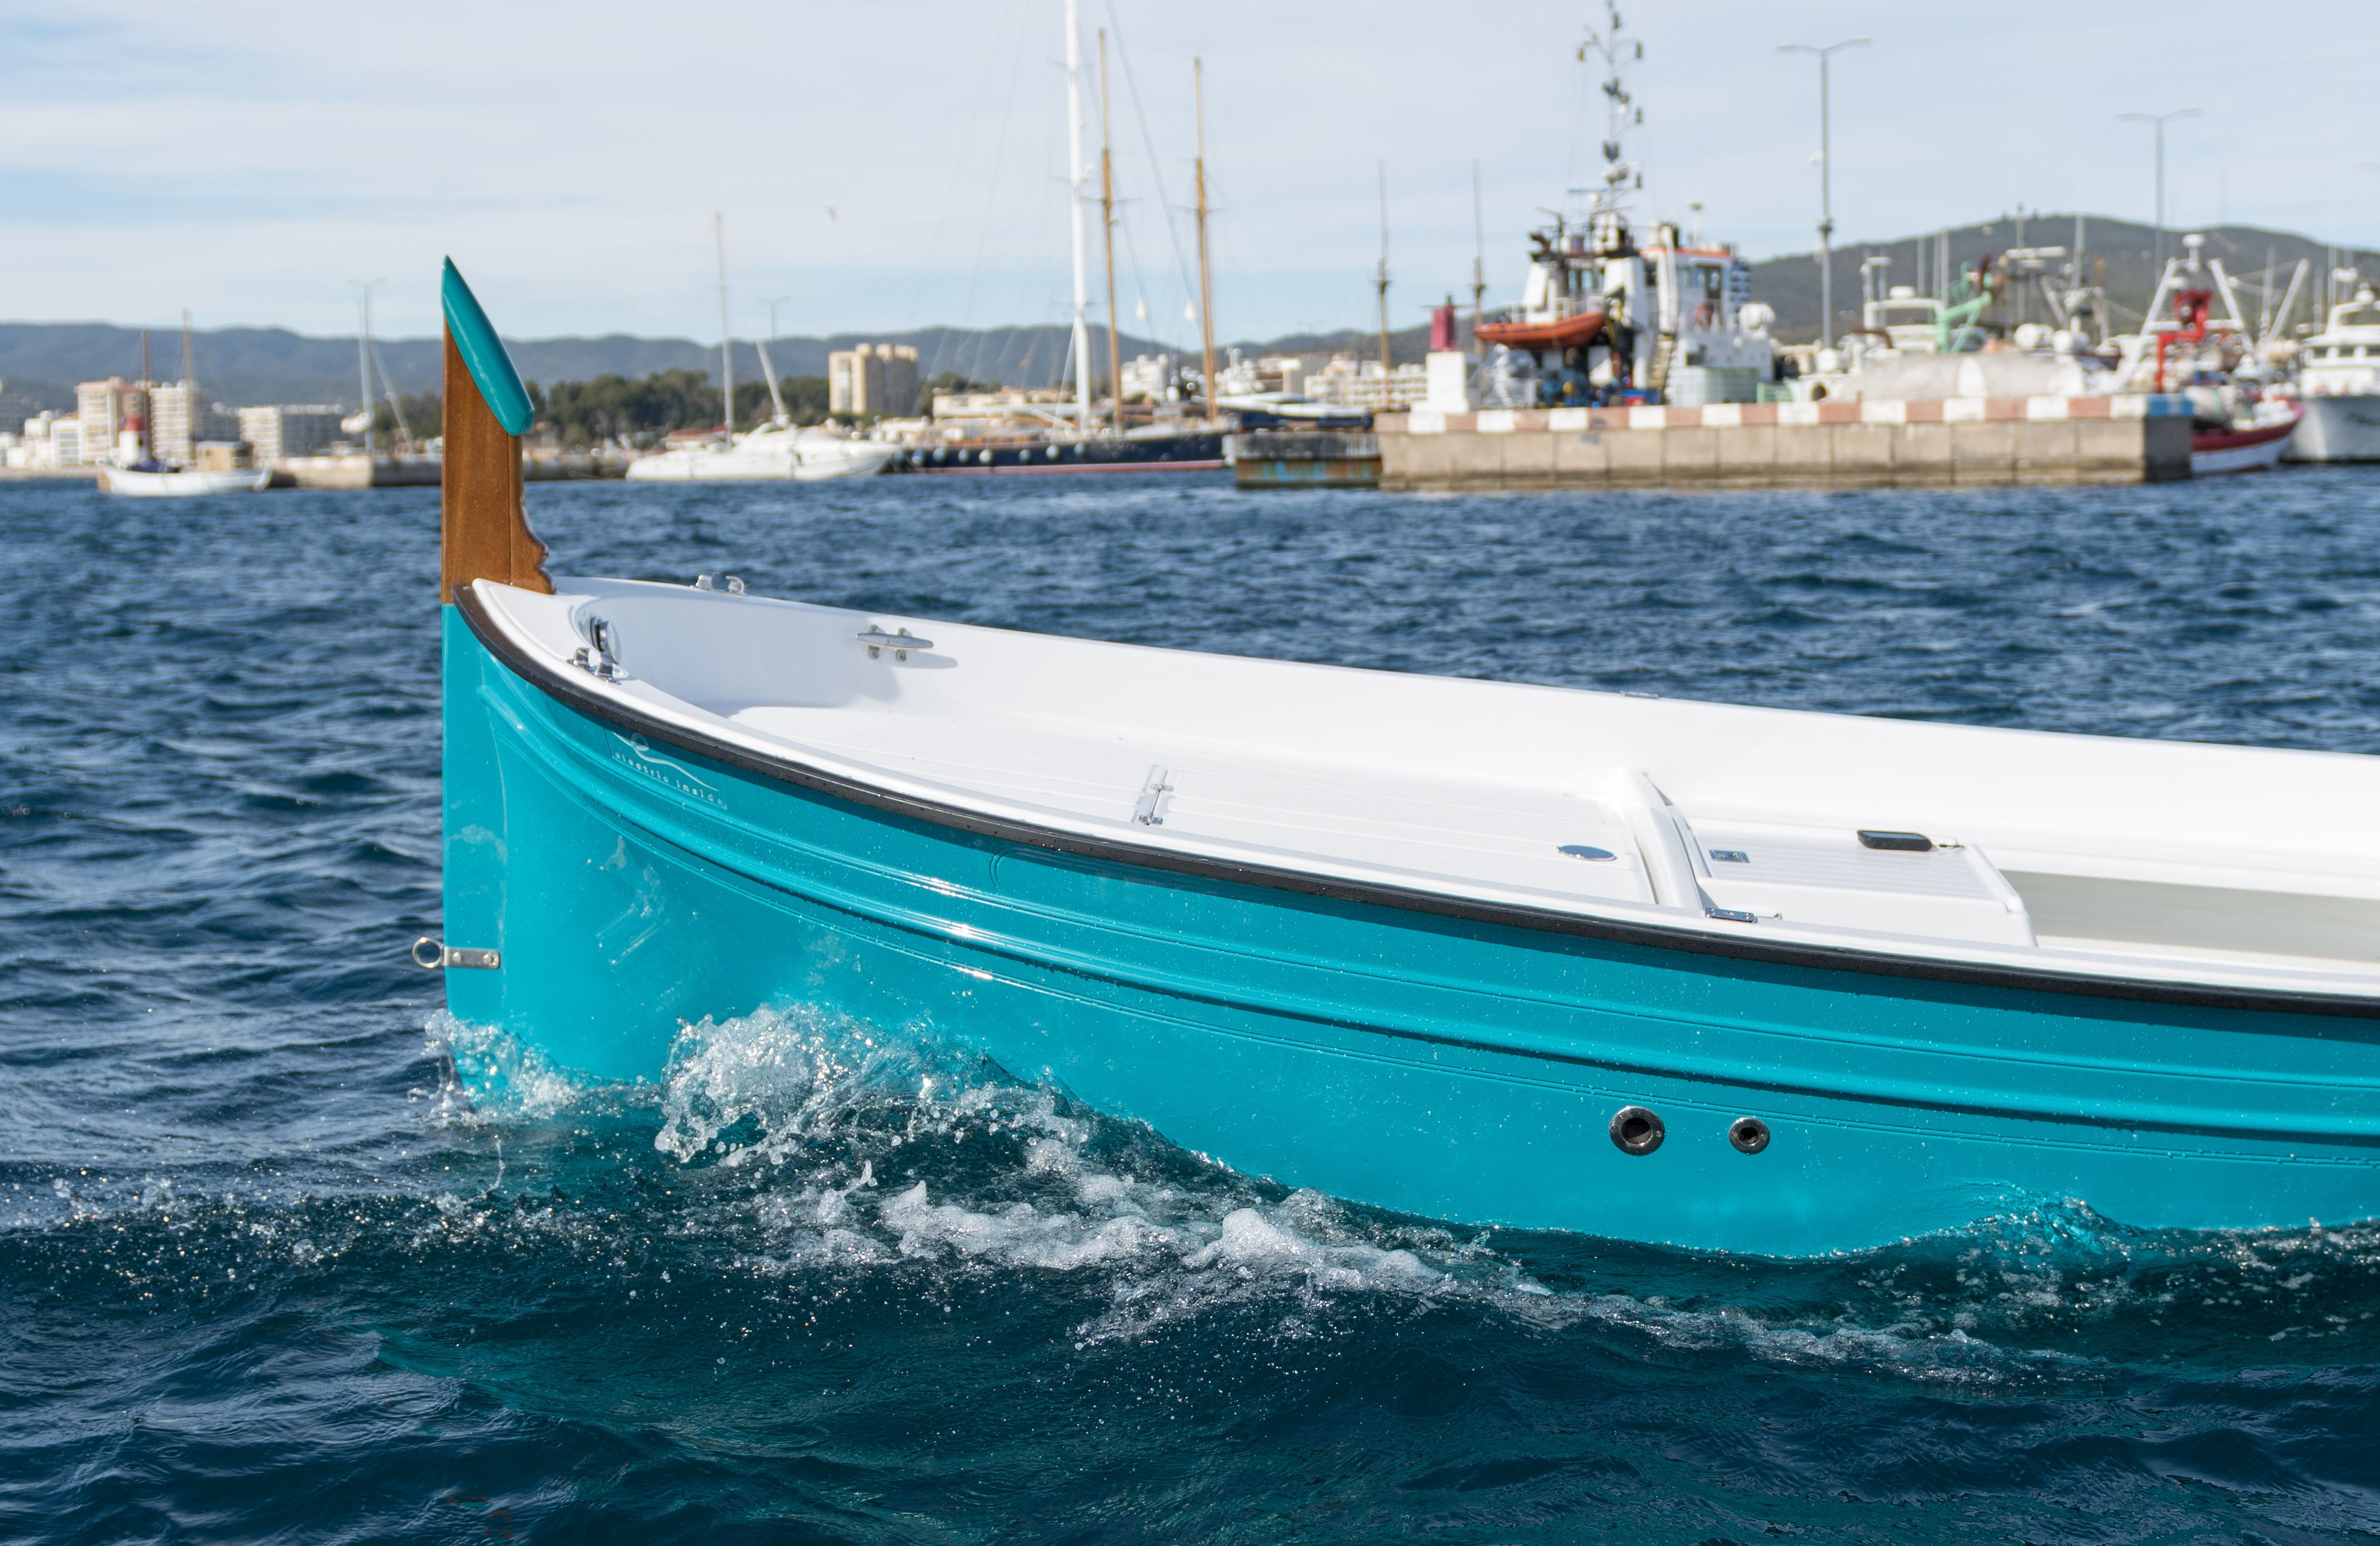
[441,259,534,436]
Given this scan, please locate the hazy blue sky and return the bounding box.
[6,1,2375,345]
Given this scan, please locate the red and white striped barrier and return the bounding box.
[1397,396,2190,435]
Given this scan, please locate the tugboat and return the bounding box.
[1474,5,1776,409]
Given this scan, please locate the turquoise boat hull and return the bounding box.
[439,602,2380,1256]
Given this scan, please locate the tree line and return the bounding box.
[372,369,996,448]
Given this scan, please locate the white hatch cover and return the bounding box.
[1688,818,2037,947]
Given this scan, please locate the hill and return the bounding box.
[3,212,2359,425]
[1748,213,2352,343]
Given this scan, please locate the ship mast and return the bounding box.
[1063,0,1093,432]
[1192,58,1218,424]
[714,213,735,435]
[1098,29,1123,433]
[1581,3,1641,218]
[1376,163,1392,394]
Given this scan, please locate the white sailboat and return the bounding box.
[99,314,272,497]
[97,466,271,497]
[624,421,900,482]
[624,216,897,483]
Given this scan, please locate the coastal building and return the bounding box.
[147,382,236,467]
[75,378,147,464]
[928,385,1075,421]
[1213,349,1310,398]
[2,411,77,470]
[1300,355,1429,412]
[236,404,343,464]
[827,342,921,416]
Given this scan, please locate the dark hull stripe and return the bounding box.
[455,588,2380,1021]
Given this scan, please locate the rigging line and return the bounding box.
[1102,2,1198,316]
[366,336,414,450]
[1115,192,1157,354]
[985,60,1070,391]
[907,0,1023,335]
[948,0,1036,385]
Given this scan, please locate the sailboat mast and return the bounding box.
[1376,163,1392,398]
[1470,161,1486,351]
[1192,58,1218,423]
[1063,0,1093,432]
[1099,28,1123,434]
[715,213,735,435]
[357,295,375,456]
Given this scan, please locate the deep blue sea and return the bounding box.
[10,469,2380,1544]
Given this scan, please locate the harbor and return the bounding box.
[14,1,2380,1542]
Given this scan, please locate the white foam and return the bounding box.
[424,1010,583,1124]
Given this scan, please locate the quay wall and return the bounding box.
[1379,397,2193,491]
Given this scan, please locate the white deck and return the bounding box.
[470,577,2380,1000]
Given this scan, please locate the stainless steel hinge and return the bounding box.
[412,937,501,970]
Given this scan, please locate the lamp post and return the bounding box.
[1780,38,1867,352]
[2118,108,2199,275]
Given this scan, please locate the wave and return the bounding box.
[405,1002,2380,1377]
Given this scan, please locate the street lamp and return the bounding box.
[1780,38,1868,352]
[2118,108,2199,275]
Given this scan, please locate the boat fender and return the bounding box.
[1728,1117,1771,1155]
[1609,1105,1664,1155]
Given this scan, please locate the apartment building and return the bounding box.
[827,342,921,417]
[236,405,343,464]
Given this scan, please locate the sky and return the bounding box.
[5,0,2376,348]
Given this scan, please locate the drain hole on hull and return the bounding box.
[1729,1116,1771,1154]
[1609,1105,1664,1155]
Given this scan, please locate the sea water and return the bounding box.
[6,471,2380,1542]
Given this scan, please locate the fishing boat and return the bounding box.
[2113,234,2302,475]
[2189,404,2301,476]
[97,465,271,497]
[2288,282,2380,463]
[1470,11,1775,409]
[428,257,2380,1258]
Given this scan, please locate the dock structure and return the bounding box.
[1378,395,2193,491]
[1228,431,1380,490]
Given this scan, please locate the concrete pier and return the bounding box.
[1379,396,2193,491]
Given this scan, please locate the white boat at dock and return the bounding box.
[624,422,900,483]
[96,466,270,497]
[2288,283,2380,463]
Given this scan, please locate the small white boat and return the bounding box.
[623,422,900,483]
[97,466,271,497]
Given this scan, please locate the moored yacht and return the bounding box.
[624,421,899,482]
